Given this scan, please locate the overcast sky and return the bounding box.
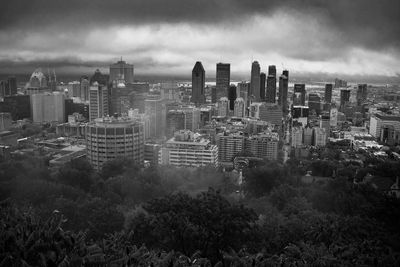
[0,0,399,80]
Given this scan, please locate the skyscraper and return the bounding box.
[234,98,245,117]
[191,61,206,106]
[250,61,261,102]
[89,82,109,121]
[308,93,322,115]
[260,72,266,100]
[228,85,237,111]
[216,63,230,100]
[109,59,134,83]
[356,84,367,106]
[266,65,277,103]
[80,76,90,101]
[145,96,166,138]
[278,74,288,114]
[340,89,351,111]
[293,84,306,106]
[31,93,65,123]
[324,83,333,103]
[282,70,289,80]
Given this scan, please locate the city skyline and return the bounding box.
[0,0,399,81]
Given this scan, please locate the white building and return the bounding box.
[31,92,65,123]
[291,126,303,148]
[313,127,327,147]
[218,97,229,117]
[159,130,219,167]
[234,97,245,117]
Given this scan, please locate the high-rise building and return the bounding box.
[216,132,245,163]
[308,93,321,115]
[145,96,166,138]
[217,97,229,117]
[291,127,303,148]
[260,72,266,100]
[216,63,230,101]
[293,84,306,106]
[234,98,245,117]
[278,74,288,113]
[228,85,237,111]
[320,112,331,140]
[89,82,109,121]
[313,127,327,147]
[85,116,144,170]
[303,126,313,146]
[0,77,17,98]
[211,86,217,103]
[340,89,351,111]
[90,69,109,86]
[356,84,368,106]
[334,78,347,88]
[26,69,49,95]
[325,83,333,104]
[282,70,289,81]
[250,61,261,102]
[330,106,338,127]
[110,80,133,115]
[166,110,185,137]
[259,103,282,127]
[244,133,279,160]
[31,93,65,123]
[109,59,134,84]
[80,76,90,101]
[266,65,276,103]
[191,61,206,106]
[0,95,31,120]
[159,130,219,167]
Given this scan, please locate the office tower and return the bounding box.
[244,133,279,161]
[69,81,81,97]
[325,84,333,103]
[159,130,219,167]
[356,84,368,106]
[308,93,321,115]
[110,80,132,115]
[369,113,400,140]
[216,63,230,101]
[80,76,90,101]
[330,107,338,127]
[145,96,166,138]
[85,116,144,170]
[181,106,201,132]
[5,76,17,96]
[282,70,289,80]
[260,72,266,100]
[303,126,313,146]
[129,92,148,113]
[216,132,245,163]
[234,98,245,117]
[31,93,65,123]
[90,69,109,86]
[89,82,109,121]
[0,95,31,120]
[160,82,180,101]
[211,86,217,103]
[291,127,303,148]
[0,112,12,131]
[340,89,351,111]
[26,69,49,95]
[313,127,327,147]
[228,85,237,111]
[278,74,288,113]
[320,111,331,139]
[166,110,185,137]
[109,59,134,83]
[191,61,206,106]
[128,108,151,139]
[259,103,282,126]
[217,97,229,117]
[334,78,347,88]
[292,106,309,119]
[250,61,261,101]
[266,65,277,103]
[293,84,306,106]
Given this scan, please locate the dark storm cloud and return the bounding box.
[1,0,399,51]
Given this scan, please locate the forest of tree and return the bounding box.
[1,154,400,266]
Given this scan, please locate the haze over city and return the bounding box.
[0,0,399,81]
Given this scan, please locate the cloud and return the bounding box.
[0,0,399,78]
